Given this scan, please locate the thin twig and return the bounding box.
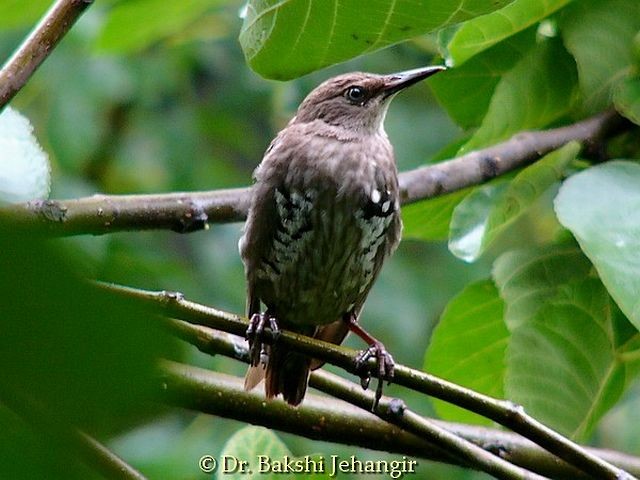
[1,111,627,236]
[0,383,147,480]
[104,284,635,480]
[0,0,93,109]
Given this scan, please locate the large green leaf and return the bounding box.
[430,28,535,128]
[0,223,170,480]
[425,280,508,425]
[461,37,577,151]
[448,143,578,262]
[494,247,638,439]
[441,0,573,66]
[560,0,640,114]
[555,161,640,330]
[507,278,628,439]
[239,0,515,79]
[614,76,640,126]
[492,245,592,329]
[482,142,578,242]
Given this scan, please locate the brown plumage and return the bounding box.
[239,66,445,406]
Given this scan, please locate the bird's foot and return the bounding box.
[354,340,395,409]
[246,313,279,367]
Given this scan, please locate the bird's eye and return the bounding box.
[345,86,367,104]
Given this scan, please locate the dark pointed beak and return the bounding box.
[382,65,446,97]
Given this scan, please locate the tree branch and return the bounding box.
[1,110,627,236]
[0,0,93,110]
[2,188,250,235]
[165,319,639,480]
[398,110,624,204]
[163,362,546,480]
[104,284,636,480]
[160,361,640,480]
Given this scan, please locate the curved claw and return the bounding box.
[354,341,395,410]
[360,374,371,390]
[246,313,279,367]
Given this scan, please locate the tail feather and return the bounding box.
[265,346,311,406]
[244,364,266,391]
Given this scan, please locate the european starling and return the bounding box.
[239,66,445,406]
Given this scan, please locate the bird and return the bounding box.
[239,66,445,407]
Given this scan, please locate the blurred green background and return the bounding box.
[2,1,639,479]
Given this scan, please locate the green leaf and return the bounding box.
[449,181,508,262]
[217,427,331,479]
[425,280,508,424]
[448,142,578,262]
[494,246,637,438]
[239,0,514,80]
[555,161,640,330]
[614,76,640,125]
[560,0,640,113]
[430,28,535,128]
[442,0,572,66]
[218,426,293,480]
[0,106,50,204]
[506,278,628,439]
[483,142,578,241]
[97,0,224,53]
[462,37,577,151]
[402,189,471,241]
[0,223,169,437]
[492,245,592,330]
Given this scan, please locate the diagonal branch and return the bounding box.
[0,110,628,236]
[161,362,546,480]
[161,360,640,480]
[166,319,640,480]
[168,320,542,480]
[104,284,636,480]
[397,110,624,204]
[0,0,93,110]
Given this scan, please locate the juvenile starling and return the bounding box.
[239,66,445,406]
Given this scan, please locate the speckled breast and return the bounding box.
[253,184,400,327]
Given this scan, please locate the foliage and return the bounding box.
[238,0,513,79]
[2,0,640,478]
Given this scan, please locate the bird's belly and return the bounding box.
[255,201,395,326]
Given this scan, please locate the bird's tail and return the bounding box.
[265,345,311,406]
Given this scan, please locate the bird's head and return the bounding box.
[293,66,445,134]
